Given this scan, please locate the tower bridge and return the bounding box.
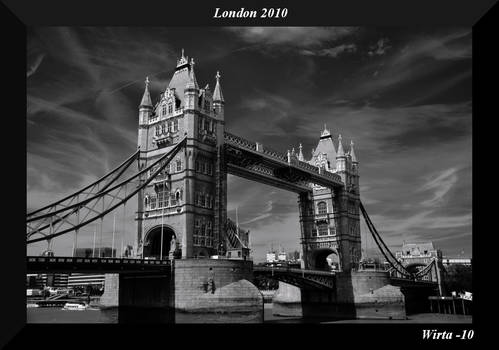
[26,50,440,322]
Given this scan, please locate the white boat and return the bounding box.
[62,302,87,310]
[26,303,39,308]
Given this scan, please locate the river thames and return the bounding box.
[27,304,472,324]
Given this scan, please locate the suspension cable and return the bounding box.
[27,149,140,217]
[359,201,412,277]
[27,138,187,244]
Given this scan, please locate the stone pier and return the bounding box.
[272,270,406,321]
[101,259,263,323]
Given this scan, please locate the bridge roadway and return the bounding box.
[27,257,437,290]
[27,256,172,274]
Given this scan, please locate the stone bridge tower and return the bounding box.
[298,126,361,271]
[136,50,226,259]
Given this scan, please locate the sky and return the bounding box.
[27,27,472,261]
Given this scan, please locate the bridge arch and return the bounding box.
[143,225,176,259]
[404,262,428,274]
[310,247,340,271]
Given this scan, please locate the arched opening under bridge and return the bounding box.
[143,225,176,259]
[311,248,340,271]
[405,262,427,275]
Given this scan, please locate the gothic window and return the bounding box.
[150,196,157,210]
[155,125,160,137]
[176,160,182,172]
[194,219,200,235]
[207,163,213,176]
[168,121,173,132]
[161,123,166,134]
[318,202,327,215]
[317,223,329,236]
[168,103,173,114]
[201,193,206,207]
[170,193,177,206]
[162,104,167,116]
[207,221,212,237]
[173,118,178,132]
[144,195,150,209]
[157,187,168,208]
[169,162,175,174]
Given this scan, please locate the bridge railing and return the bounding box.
[27,256,172,266]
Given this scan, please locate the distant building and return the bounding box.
[26,274,38,288]
[67,273,106,288]
[35,273,69,289]
[277,251,287,262]
[441,258,472,267]
[396,242,442,264]
[224,218,251,260]
[395,242,443,283]
[266,252,276,263]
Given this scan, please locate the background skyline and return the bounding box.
[27,27,472,261]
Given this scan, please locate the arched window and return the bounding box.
[173,119,178,132]
[161,123,166,134]
[168,103,173,114]
[162,104,167,116]
[318,202,328,215]
[176,160,182,172]
[150,196,157,210]
[155,125,160,136]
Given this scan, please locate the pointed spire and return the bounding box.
[336,134,345,157]
[298,143,304,161]
[320,123,331,138]
[186,57,199,90]
[350,140,358,163]
[177,48,188,68]
[213,71,224,103]
[140,76,152,108]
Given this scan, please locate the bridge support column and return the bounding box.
[118,272,174,323]
[173,259,263,323]
[272,282,302,317]
[99,273,119,308]
[298,271,406,321]
[297,191,315,269]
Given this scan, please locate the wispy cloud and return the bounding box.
[368,38,391,56]
[419,168,459,207]
[301,44,357,58]
[226,27,359,48]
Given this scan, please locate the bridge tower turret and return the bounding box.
[135,50,226,260]
[300,129,362,272]
[138,77,153,151]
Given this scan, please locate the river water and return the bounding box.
[26,304,472,324]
